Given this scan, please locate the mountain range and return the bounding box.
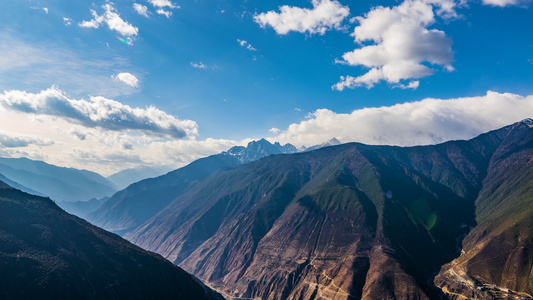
[87,120,533,299]
[3,120,532,299]
[0,180,223,300]
[0,157,117,203]
[106,166,174,190]
[88,139,299,235]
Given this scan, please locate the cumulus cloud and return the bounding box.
[272,91,533,147]
[63,17,73,26]
[397,80,420,89]
[79,4,138,37]
[254,0,350,35]
[333,0,454,90]
[156,9,172,18]
[0,131,54,148]
[0,87,197,139]
[0,90,242,176]
[133,3,149,17]
[482,0,525,6]
[112,72,139,88]
[2,119,238,176]
[237,39,257,51]
[148,0,179,9]
[269,128,281,134]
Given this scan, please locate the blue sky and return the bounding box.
[0,0,532,175]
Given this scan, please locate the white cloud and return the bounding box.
[79,4,138,37]
[237,39,257,51]
[482,0,524,6]
[112,72,140,88]
[333,0,454,90]
[269,128,281,134]
[156,9,172,18]
[397,80,420,89]
[191,62,207,69]
[254,0,350,35]
[0,131,53,148]
[148,0,180,9]
[30,6,49,14]
[272,91,533,147]
[0,110,239,176]
[0,87,197,139]
[133,3,149,17]
[63,17,72,26]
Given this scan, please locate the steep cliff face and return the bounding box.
[124,122,533,299]
[435,121,533,299]
[0,183,224,300]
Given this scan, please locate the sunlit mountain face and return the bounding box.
[0,0,532,299]
[115,121,533,299]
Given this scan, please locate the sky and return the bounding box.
[0,0,532,176]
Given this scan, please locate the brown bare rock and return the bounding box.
[104,120,532,299]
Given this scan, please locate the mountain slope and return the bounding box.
[89,139,297,235]
[89,153,241,235]
[58,197,109,219]
[107,166,173,190]
[0,157,117,202]
[125,121,533,299]
[0,182,223,300]
[435,121,533,299]
[0,172,44,197]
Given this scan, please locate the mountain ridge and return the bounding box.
[0,156,117,203]
[121,121,533,299]
[0,181,224,300]
[88,138,301,235]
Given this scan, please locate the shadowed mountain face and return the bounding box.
[122,121,533,300]
[88,139,298,236]
[0,182,224,300]
[435,121,533,299]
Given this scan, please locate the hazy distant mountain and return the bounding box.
[0,172,44,197]
[0,157,117,202]
[89,138,297,235]
[0,182,223,300]
[107,166,174,190]
[122,120,533,299]
[302,137,342,152]
[57,197,109,219]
